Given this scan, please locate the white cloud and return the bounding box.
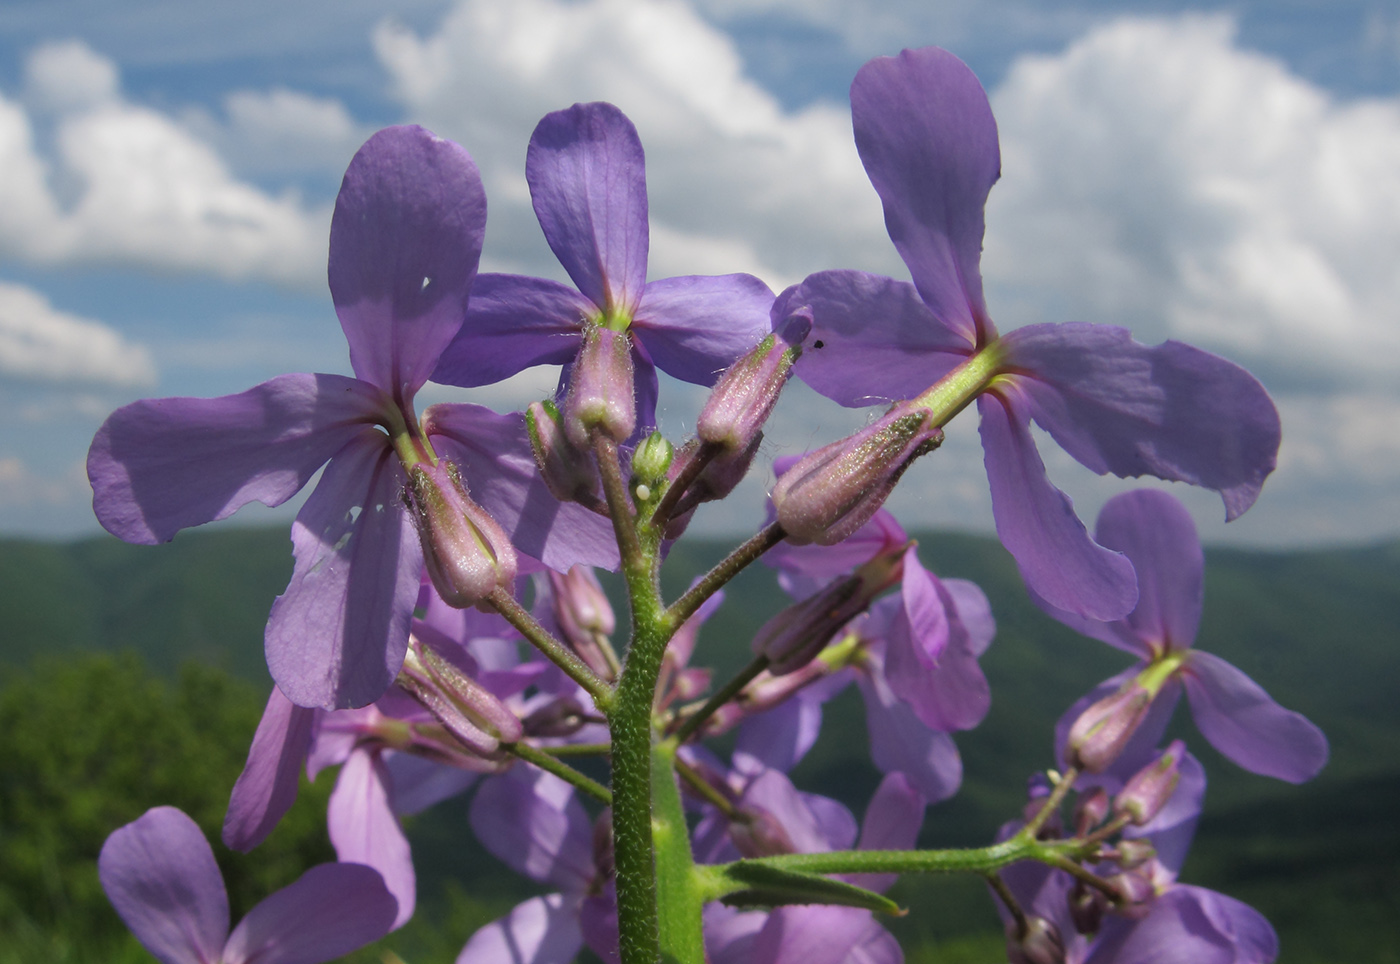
[0,40,329,287]
[0,281,156,387]
[182,87,371,177]
[983,15,1400,388]
[373,0,892,290]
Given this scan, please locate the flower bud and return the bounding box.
[406,461,517,609]
[662,435,763,537]
[1073,787,1110,835]
[526,399,600,504]
[1005,916,1066,964]
[1065,682,1153,773]
[398,634,522,755]
[1105,866,1157,917]
[771,401,943,545]
[631,430,673,504]
[697,312,810,453]
[1068,879,1106,935]
[731,805,798,859]
[1114,739,1186,825]
[754,550,903,674]
[564,325,635,447]
[521,696,590,737]
[1111,838,1157,870]
[547,565,617,681]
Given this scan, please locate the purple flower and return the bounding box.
[1046,489,1327,784]
[87,125,615,711]
[431,101,775,433]
[998,753,1279,964]
[458,767,619,964]
[700,769,926,964]
[736,506,992,801]
[100,806,397,964]
[778,47,1280,622]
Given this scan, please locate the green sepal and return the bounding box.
[698,862,904,916]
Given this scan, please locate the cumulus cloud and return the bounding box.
[183,87,372,177]
[372,0,891,288]
[0,281,156,388]
[0,40,329,287]
[983,15,1400,390]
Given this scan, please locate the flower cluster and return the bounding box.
[89,43,1317,964]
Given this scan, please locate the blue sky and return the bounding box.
[2,0,1399,547]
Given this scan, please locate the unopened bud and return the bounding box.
[1105,867,1156,917]
[521,697,589,738]
[398,635,522,755]
[526,399,600,504]
[1111,838,1157,870]
[731,806,798,858]
[697,312,810,453]
[564,325,635,446]
[1114,739,1186,825]
[1006,916,1066,964]
[550,565,615,637]
[1065,682,1153,773]
[1068,879,1106,935]
[631,430,673,498]
[664,435,763,535]
[754,551,903,674]
[1073,787,1110,835]
[407,462,517,609]
[772,401,943,546]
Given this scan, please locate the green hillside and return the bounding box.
[1,525,1396,962]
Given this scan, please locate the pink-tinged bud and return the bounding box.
[1111,838,1157,870]
[398,634,523,755]
[731,806,798,858]
[1065,682,1153,773]
[1006,916,1066,964]
[526,399,600,504]
[406,462,517,609]
[521,697,590,738]
[1068,879,1106,935]
[663,435,763,538]
[547,565,617,679]
[1114,739,1186,825]
[1105,866,1157,917]
[754,550,903,674]
[1074,787,1110,835]
[564,325,635,447]
[771,401,943,545]
[697,313,810,453]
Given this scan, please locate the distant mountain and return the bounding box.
[2,526,1396,961]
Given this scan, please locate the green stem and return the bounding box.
[1023,765,1079,839]
[675,755,737,817]
[540,742,612,758]
[732,834,1089,877]
[594,434,645,573]
[665,522,785,630]
[651,740,704,964]
[504,741,612,804]
[671,654,769,744]
[488,587,613,711]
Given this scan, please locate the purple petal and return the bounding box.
[633,274,774,386]
[705,904,768,964]
[468,767,595,890]
[425,403,619,571]
[740,768,847,855]
[848,923,901,964]
[329,125,486,398]
[456,894,584,964]
[943,578,995,658]
[978,389,1138,621]
[735,690,827,773]
[98,806,229,964]
[327,749,415,929]
[1183,650,1328,783]
[88,373,388,545]
[1093,489,1205,654]
[579,886,621,964]
[1085,885,1277,964]
[849,772,926,893]
[383,752,479,817]
[1003,324,1281,521]
[222,863,398,964]
[856,653,963,803]
[850,48,1000,346]
[1128,751,1205,874]
[752,905,879,964]
[766,507,909,594]
[223,686,316,851]
[527,102,648,315]
[782,272,973,407]
[432,273,590,387]
[265,432,422,709]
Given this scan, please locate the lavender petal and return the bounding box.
[633,273,774,386]
[468,767,595,891]
[222,863,398,964]
[223,686,316,851]
[327,749,415,929]
[456,894,584,964]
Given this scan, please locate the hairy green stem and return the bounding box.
[665,522,786,630]
[732,834,1089,877]
[504,741,612,804]
[488,587,613,710]
[671,654,769,744]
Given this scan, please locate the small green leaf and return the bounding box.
[704,862,904,916]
